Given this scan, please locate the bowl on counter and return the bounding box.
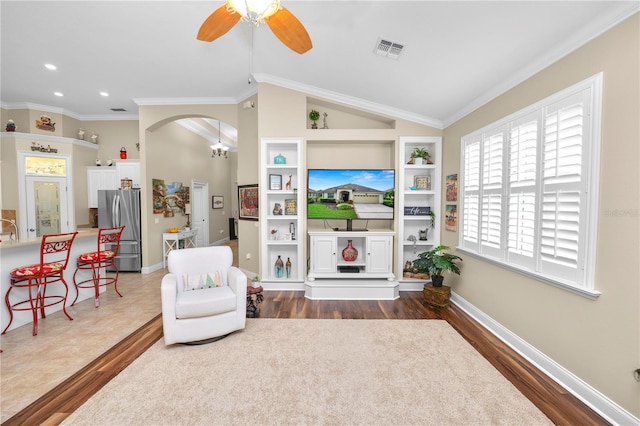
[168,227,179,233]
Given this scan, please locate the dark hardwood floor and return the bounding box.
[4,291,608,426]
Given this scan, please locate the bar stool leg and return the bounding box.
[2,287,14,334]
[91,262,100,307]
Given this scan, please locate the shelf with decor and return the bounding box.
[397,136,442,289]
[260,138,304,289]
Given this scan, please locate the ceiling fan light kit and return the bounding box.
[227,0,281,25]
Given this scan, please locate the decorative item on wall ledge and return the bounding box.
[238,184,259,221]
[5,119,16,132]
[35,115,55,132]
[309,109,320,129]
[30,143,57,153]
[120,146,127,159]
[414,175,431,190]
[322,112,329,129]
[91,132,99,144]
[212,195,224,209]
[77,128,85,140]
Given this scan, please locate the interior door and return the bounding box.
[191,180,209,247]
[25,176,69,239]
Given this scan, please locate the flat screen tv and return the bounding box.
[307,169,395,230]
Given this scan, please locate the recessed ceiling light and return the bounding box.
[54,92,64,97]
[44,64,57,70]
[100,92,109,97]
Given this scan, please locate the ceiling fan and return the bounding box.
[197,0,313,54]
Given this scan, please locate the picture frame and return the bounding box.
[238,184,259,221]
[120,179,133,190]
[446,174,458,202]
[414,175,431,190]
[284,198,297,215]
[445,204,458,231]
[269,174,282,190]
[212,195,224,209]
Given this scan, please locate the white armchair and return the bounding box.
[161,246,247,345]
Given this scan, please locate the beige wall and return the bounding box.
[442,14,639,416]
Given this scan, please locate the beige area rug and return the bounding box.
[62,319,551,426]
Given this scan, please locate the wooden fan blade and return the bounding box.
[267,7,313,54]
[197,4,241,42]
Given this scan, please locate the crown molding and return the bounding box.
[252,73,444,130]
[443,3,640,128]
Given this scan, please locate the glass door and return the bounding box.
[25,176,69,239]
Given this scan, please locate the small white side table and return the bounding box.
[162,229,198,268]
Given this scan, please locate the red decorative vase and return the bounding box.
[120,147,127,159]
[342,240,358,262]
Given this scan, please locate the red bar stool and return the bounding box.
[72,226,125,308]
[2,232,78,336]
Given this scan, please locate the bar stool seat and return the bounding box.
[73,226,125,308]
[2,232,78,336]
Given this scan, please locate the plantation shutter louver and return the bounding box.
[480,128,505,258]
[462,139,481,250]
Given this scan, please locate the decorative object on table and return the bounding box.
[284,198,297,215]
[77,128,85,140]
[238,184,259,220]
[274,255,284,278]
[322,112,329,129]
[35,115,55,131]
[274,153,286,164]
[410,147,430,165]
[289,222,296,240]
[5,119,16,132]
[120,179,133,190]
[404,206,431,216]
[168,227,179,233]
[272,203,282,215]
[246,285,264,317]
[212,195,224,209]
[407,234,417,253]
[309,109,320,129]
[107,159,114,166]
[119,146,127,159]
[419,229,427,241]
[95,157,102,166]
[445,204,458,231]
[30,143,57,153]
[285,257,292,278]
[412,245,462,288]
[446,174,458,202]
[341,239,358,262]
[90,132,99,144]
[285,175,292,190]
[269,174,282,190]
[270,226,279,240]
[414,175,430,190]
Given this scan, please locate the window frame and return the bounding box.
[458,73,602,299]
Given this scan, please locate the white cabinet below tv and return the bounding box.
[307,230,395,280]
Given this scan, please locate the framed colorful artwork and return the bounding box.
[212,196,224,209]
[238,184,259,220]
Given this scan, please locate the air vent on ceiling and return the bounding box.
[110,108,127,112]
[374,38,404,59]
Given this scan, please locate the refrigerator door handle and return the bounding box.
[112,194,120,227]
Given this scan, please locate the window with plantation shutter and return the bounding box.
[459,74,602,298]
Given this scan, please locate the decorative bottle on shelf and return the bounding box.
[285,257,292,278]
[342,240,358,262]
[274,255,284,278]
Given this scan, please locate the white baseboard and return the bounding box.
[450,292,639,426]
[142,262,163,274]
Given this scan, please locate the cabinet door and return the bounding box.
[116,162,140,188]
[366,236,392,274]
[87,168,117,208]
[312,236,337,274]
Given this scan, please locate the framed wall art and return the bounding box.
[238,184,259,220]
[212,195,224,209]
[414,175,431,190]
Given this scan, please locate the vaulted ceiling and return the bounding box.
[1,1,638,131]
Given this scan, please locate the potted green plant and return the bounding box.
[411,147,431,165]
[412,245,462,287]
[309,109,320,129]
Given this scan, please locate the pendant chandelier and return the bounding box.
[211,120,229,159]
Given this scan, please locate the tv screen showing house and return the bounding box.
[307,169,395,220]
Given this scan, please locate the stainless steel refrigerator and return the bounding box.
[98,189,142,272]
